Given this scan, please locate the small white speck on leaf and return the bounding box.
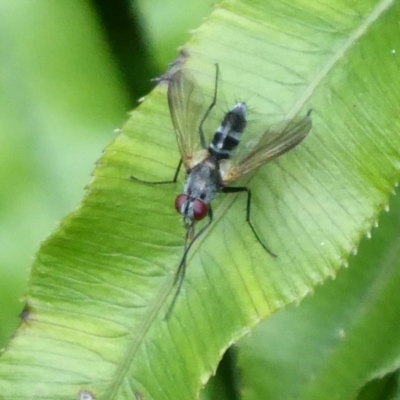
[77,390,95,400]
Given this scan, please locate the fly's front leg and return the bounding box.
[130,159,183,185]
[222,186,277,257]
[165,206,214,319]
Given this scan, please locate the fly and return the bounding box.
[131,63,312,318]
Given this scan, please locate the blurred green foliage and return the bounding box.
[0,0,211,348]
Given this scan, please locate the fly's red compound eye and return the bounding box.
[174,195,208,220]
[175,194,188,215]
[192,199,208,220]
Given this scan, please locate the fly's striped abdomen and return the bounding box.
[209,102,247,160]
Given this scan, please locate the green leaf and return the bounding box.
[1,0,400,399]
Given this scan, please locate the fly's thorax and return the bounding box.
[183,156,223,204]
[175,156,222,222]
[209,102,247,160]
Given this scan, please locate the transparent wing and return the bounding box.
[168,68,210,169]
[222,111,312,184]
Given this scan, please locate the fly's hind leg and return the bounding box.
[198,64,220,149]
[222,186,277,257]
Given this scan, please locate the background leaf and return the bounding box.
[1,0,400,399]
[237,192,400,400]
[0,1,132,346]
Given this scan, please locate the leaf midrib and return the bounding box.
[288,0,393,120]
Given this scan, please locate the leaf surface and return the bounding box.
[1,0,400,399]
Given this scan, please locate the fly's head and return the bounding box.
[175,194,208,228]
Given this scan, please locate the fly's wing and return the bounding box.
[168,68,209,170]
[222,111,312,184]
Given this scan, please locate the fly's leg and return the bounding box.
[130,159,183,185]
[164,206,214,320]
[198,64,220,149]
[222,186,277,257]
